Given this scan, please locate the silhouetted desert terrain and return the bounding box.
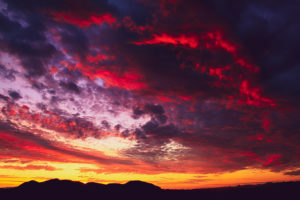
[0,179,299,200]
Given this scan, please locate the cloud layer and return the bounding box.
[0,0,299,187]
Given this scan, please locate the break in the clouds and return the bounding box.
[0,0,299,188]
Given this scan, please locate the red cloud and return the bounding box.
[239,80,276,107]
[265,154,282,167]
[205,31,236,53]
[134,33,198,48]
[72,62,146,90]
[51,12,116,27]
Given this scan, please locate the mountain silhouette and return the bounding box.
[0,179,299,200]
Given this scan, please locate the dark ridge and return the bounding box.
[0,179,299,200]
[124,180,161,191]
[18,180,39,189]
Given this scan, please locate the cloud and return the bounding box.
[3,0,118,24]
[8,91,22,100]
[56,25,90,60]
[0,65,16,81]
[59,81,81,94]
[0,0,299,179]
[203,0,300,104]
[284,170,300,176]
[0,120,135,166]
[141,121,181,139]
[0,164,60,171]
[132,104,167,124]
[0,12,58,76]
[0,94,9,101]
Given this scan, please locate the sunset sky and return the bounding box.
[0,0,299,189]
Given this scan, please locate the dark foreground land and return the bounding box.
[0,179,299,200]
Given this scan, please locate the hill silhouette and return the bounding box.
[0,179,299,200]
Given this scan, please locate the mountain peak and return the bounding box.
[125,180,161,190]
[18,180,39,189]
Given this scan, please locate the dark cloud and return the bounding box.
[133,104,168,124]
[144,104,165,115]
[59,81,81,94]
[58,25,89,60]
[8,91,22,100]
[110,0,155,25]
[141,121,181,139]
[36,103,47,110]
[203,0,300,102]
[285,170,300,176]
[132,107,145,119]
[3,0,118,17]
[101,120,111,129]
[114,124,122,131]
[0,65,16,81]
[0,12,57,76]
[0,94,9,101]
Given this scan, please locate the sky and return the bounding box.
[0,0,299,189]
